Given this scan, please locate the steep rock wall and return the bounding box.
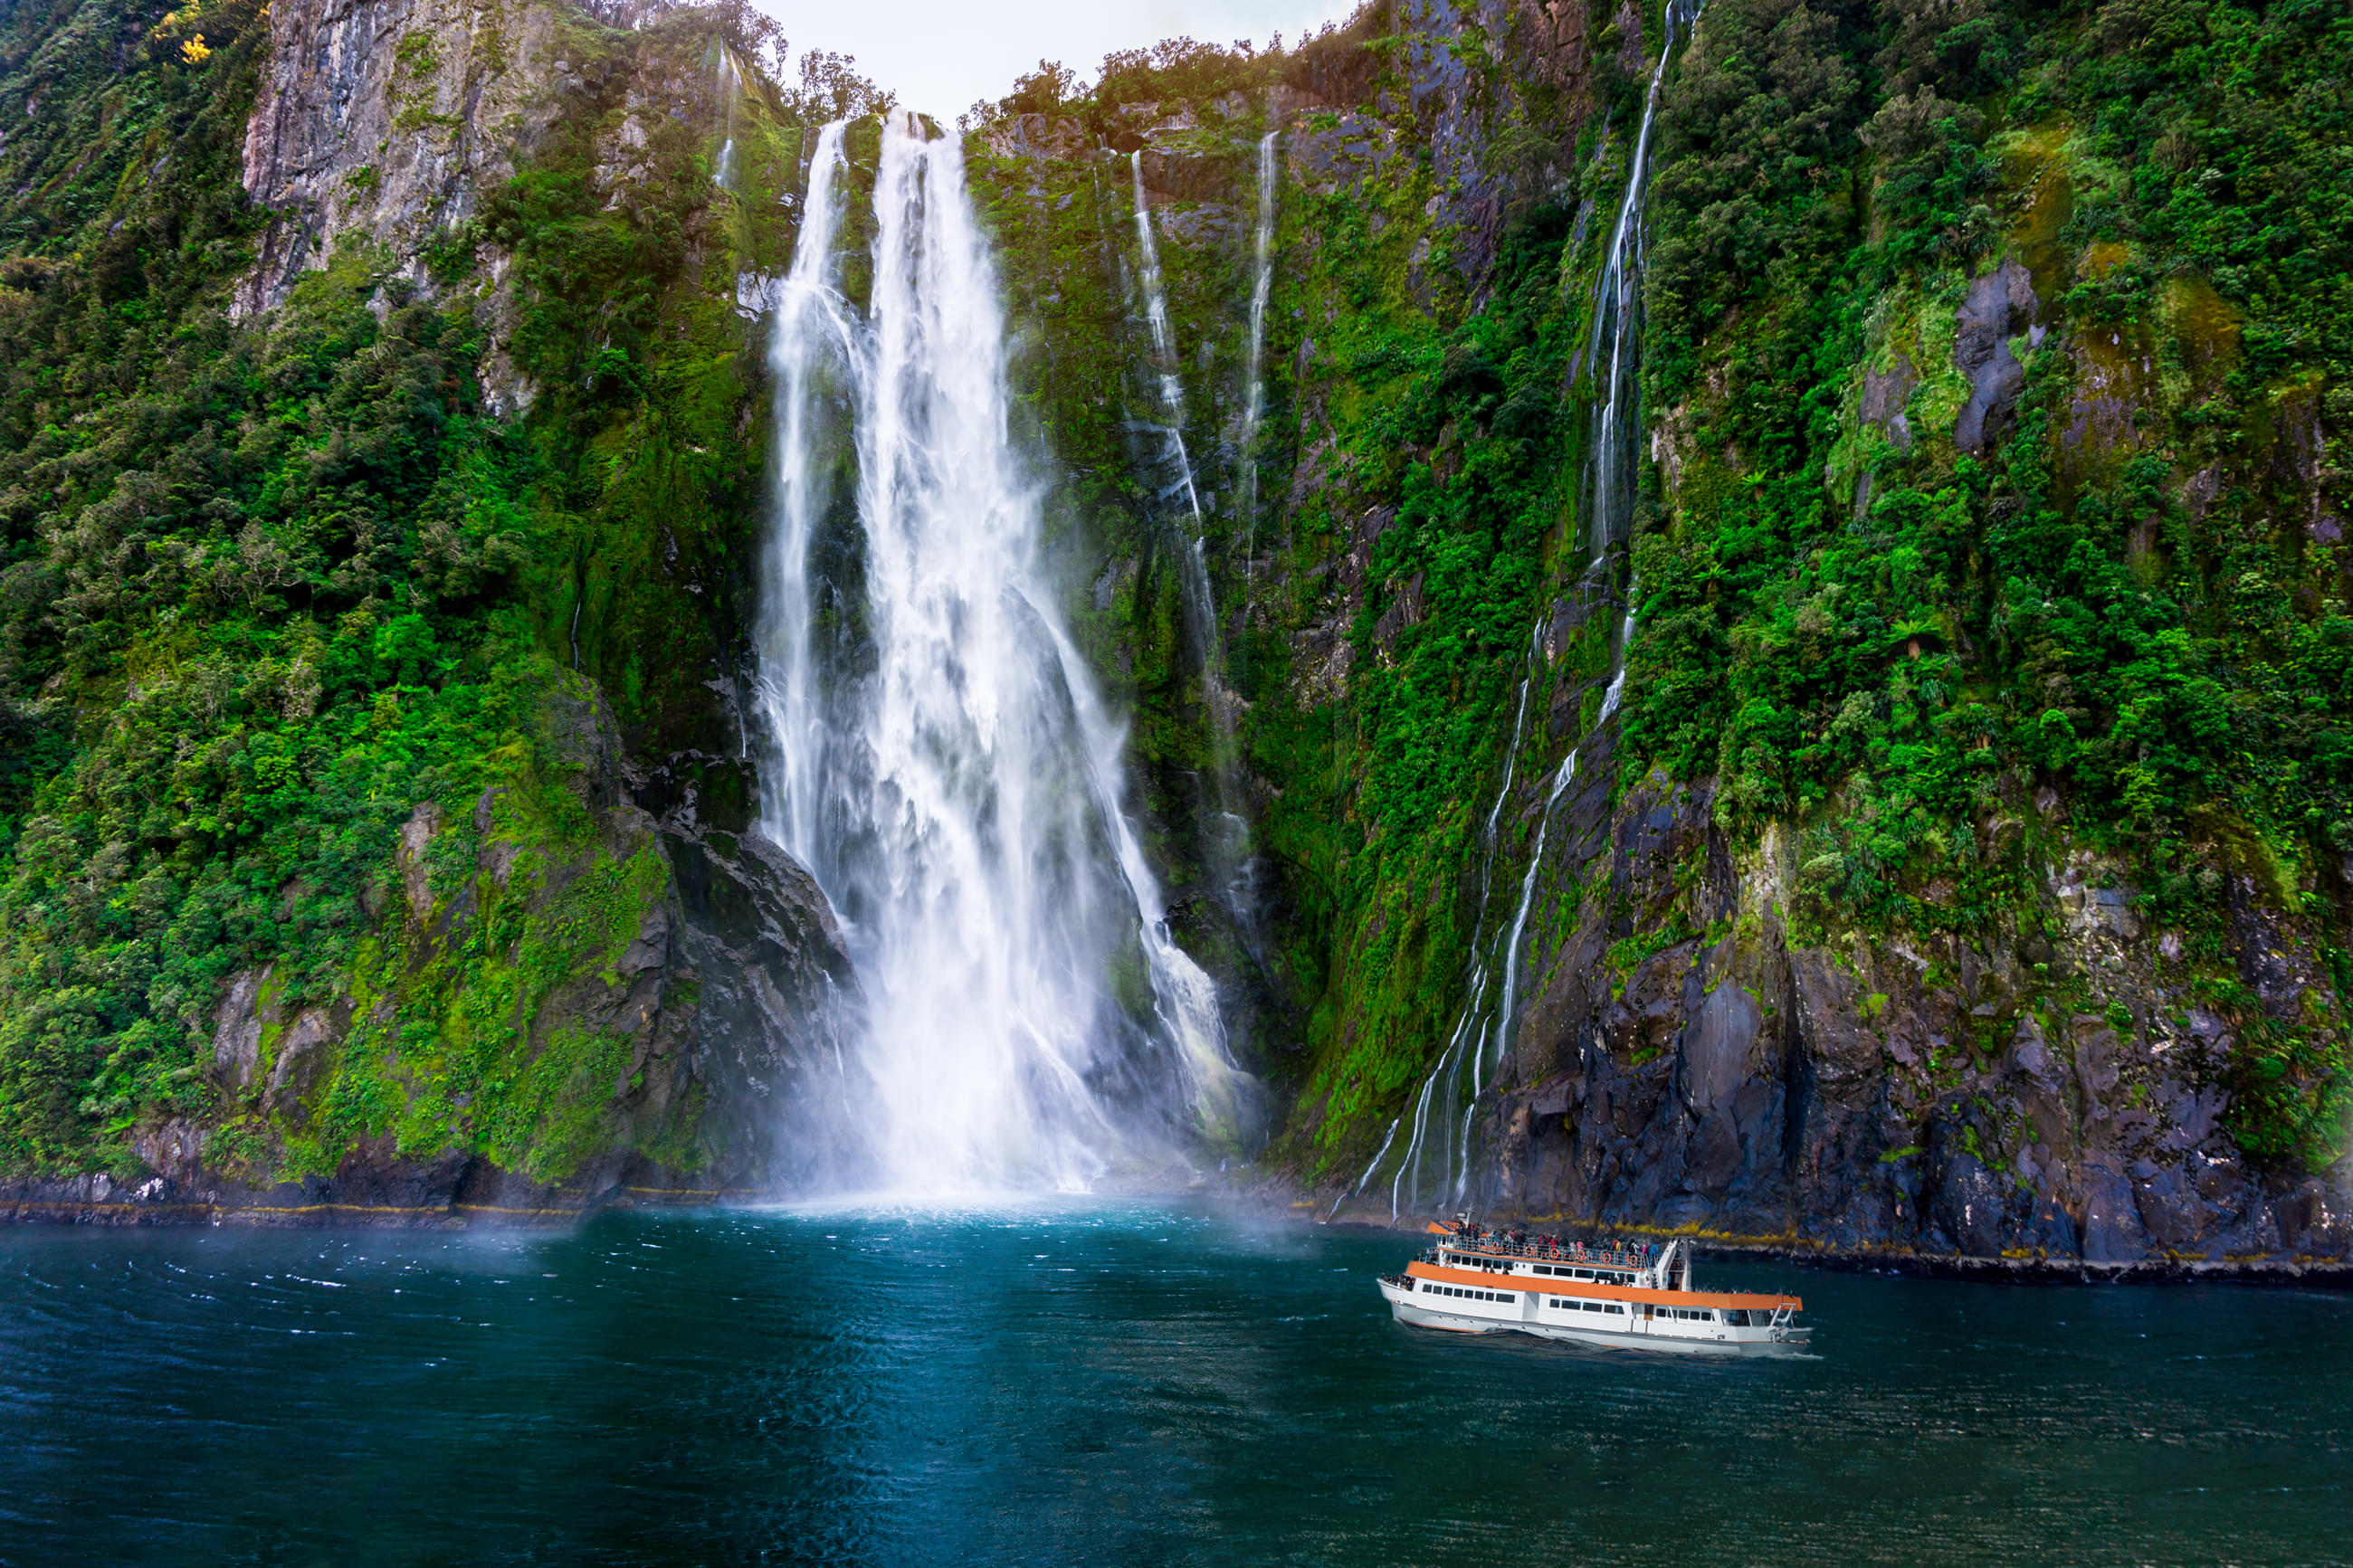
[0,0,856,1212]
[235,0,570,313]
[1424,765,2353,1268]
[966,0,2352,1273]
[3,684,858,1224]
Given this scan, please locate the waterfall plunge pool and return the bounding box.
[5,1200,2345,1563]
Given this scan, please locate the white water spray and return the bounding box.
[757,117,1250,1193]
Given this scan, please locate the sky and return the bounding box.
[757,0,1367,121]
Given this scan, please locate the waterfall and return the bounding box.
[1129,153,1205,524]
[759,120,853,863]
[1348,1,1700,1219]
[1582,0,1701,565]
[1238,129,1278,592]
[709,40,743,190]
[757,116,1250,1194]
[1129,152,1253,929]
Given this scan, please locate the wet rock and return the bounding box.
[262,1002,355,1126]
[236,0,570,320]
[1453,750,2351,1272]
[212,968,271,1095]
[986,114,1090,159]
[1954,259,2037,453]
[1678,974,1760,1117]
[2080,1157,2152,1261]
[655,812,864,1189]
[1929,1146,2008,1257]
[1859,353,1918,451]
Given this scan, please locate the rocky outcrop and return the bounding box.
[1328,760,2353,1272]
[1954,257,2039,453]
[641,761,868,1193]
[5,689,861,1227]
[234,0,575,318]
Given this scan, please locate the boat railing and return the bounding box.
[1434,1235,1655,1271]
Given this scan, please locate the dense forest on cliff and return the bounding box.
[0,0,2346,1259]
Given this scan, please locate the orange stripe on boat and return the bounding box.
[1403,1261,1798,1312]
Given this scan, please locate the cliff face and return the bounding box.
[1466,763,2352,1266]
[966,0,2352,1269]
[233,0,568,319]
[0,0,853,1215]
[0,0,2346,1259]
[2,681,859,1223]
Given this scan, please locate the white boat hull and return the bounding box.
[1377,1277,1809,1358]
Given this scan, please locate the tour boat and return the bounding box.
[1376,1218,1810,1356]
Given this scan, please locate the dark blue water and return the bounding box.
[3,1200,2346,1565]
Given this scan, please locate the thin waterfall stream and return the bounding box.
[757,116,1250,1194]
[1129,151,1253,927]
[1238,128,1278,610]
[1349,0,1701,1218]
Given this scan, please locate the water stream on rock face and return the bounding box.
[1350,0,1700,1219]
[1129,152,1255,936]
[756,117,1249,1193]
[1237,129,1278,609]
[1129,152,1205,527]
[707,39,743,191]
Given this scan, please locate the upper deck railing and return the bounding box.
[1434,1231,1656,1271]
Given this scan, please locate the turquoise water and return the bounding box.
[3,1201,2346,1565]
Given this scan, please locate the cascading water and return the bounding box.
[1582,0,1701,567]
[708,40,744,191]
[1237,129,1278,598]
[1128,153,1253,926]
[1348,0,1700,1219]
[757,116,1250,1194]
[760,120,853,865]
[1129,153,1205,527]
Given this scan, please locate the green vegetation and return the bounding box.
[970,0,2349,1176]
[0,0,844,1177]
[0,0,2343,1192]
[1624,0,2352,1166]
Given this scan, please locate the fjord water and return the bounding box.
[5,1208,2346,1566]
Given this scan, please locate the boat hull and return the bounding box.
[1378,1278,1809,1358]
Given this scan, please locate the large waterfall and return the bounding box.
[1348,0,1700,1219]
[757,116,1248,1194]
